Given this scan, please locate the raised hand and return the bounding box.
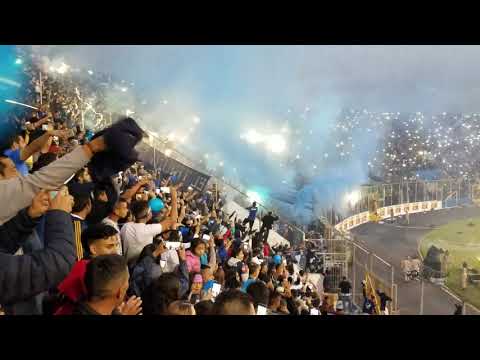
[49,186,74,213]
[28,189,50,219]
[117,295,142,315]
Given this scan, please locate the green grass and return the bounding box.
[419,217,480,308]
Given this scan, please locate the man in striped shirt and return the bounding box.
[70,191,92,261]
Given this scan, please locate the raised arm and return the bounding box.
[0,137,106,225]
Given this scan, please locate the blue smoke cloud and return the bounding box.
[26,45,480,223]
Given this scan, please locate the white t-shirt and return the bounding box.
[102,217,122,255]
[120,222,163,264]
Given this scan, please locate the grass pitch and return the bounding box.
[420,217,480,308]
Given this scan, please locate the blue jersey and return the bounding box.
[247,206,258,220]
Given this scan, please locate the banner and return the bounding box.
[138,147,211,193]
[335,201,443,232]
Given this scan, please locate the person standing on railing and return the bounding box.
[243,201,258,234]
[260,211,279,243]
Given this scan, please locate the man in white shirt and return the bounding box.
[102,198,129,255]
[120,200,176,266]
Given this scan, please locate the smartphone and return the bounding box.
[160,187,170,194]
[212,283,221,298]
[310,308,319,316]
[202,234,210,241]
[165,242,181,250]
[155,188,161,195]
[42,124,49,131]
[257,304,267,316]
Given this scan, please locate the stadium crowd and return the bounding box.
[0,49,366,316]
[334,109,480,182]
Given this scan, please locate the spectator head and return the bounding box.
[82,224,119,258]
[143,273,181,315]
[201,265,214,283]
[0,156,19,180]
[71,192,92,217]
[224,269,241,290]
[167,301,196,315]
[6,133,26,151]
[214,266,225,287]
[95,189,108,203]
[83,255,129,308]
[279,298,289,314]
[248,262,261,279]
[342,276,347,281]
[252,201,257,207]
[111,199,129,220]
[212,289,255,315]
[190,273,203,294]
[194,300,214,315]
[275,263,285,276]
[232,246,245,261]
[268,291,282,311]
[74,167,92,184]
[246,281,269,311]
[190,238,206,257]
[131,200,152,223]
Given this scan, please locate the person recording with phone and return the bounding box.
[130,233,190,299]
[0,187,77,311]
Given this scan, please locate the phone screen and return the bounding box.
[257,305,267,316]
[310,308,319,316]
[165,242,181,250]
[212,283,221,297]
[202,234,210,241]
[160,187,171,194]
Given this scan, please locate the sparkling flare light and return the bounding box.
[345,190,361,206]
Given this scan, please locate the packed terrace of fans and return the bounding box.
[0,48,386,316]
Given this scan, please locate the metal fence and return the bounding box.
[346,179,476,217]
[348,237,397,314]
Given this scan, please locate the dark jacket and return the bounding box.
[0,210,76,306]
[0,208,40,254]
[261,214,278,229]
[377,292,392,311]
[72,302,102,315]
[130,244,190,299]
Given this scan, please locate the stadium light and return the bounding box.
[265,134,286,154]
[246,190,262,204]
